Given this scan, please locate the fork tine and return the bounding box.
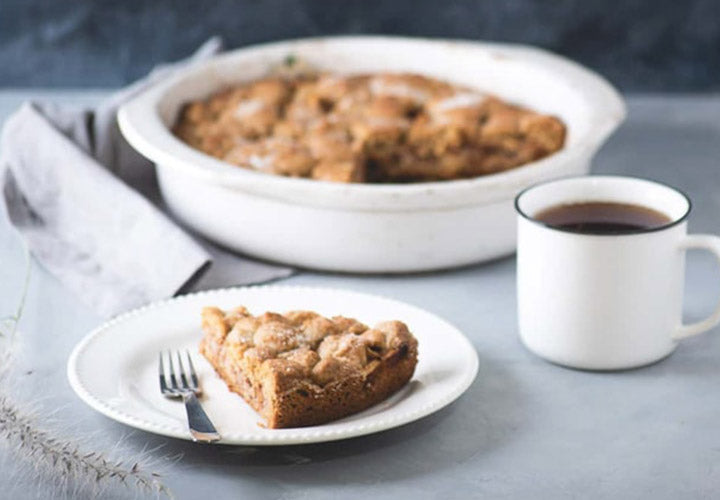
[167,350,179,390]
[158,352,169,393]
[185,350,199,390]
[176,351,190,389]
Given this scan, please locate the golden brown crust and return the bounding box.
[199,306,419,428]
[173,72,566,183]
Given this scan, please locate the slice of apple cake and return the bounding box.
[199,306,418,428]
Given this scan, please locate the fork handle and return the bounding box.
[182,392,221,443]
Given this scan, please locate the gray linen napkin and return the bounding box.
[0,38,294,317]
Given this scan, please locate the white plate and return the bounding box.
[67,286,479,445]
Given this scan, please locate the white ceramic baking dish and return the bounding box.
[118,36,625,272]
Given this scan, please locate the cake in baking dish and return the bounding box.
[199,306,419,428]
[173,72,566,183]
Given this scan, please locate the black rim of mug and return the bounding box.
[514,174,692,236]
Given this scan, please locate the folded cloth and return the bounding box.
[0,38,294,318]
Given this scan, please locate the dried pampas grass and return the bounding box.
[0,393,171,498]
[0,248,172,498]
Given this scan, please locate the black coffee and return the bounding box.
[534,201,672,234]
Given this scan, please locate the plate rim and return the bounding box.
[67,285,479,446]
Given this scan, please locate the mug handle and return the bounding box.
[674,234,720,340]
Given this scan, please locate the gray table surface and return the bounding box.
[1,91,719,499]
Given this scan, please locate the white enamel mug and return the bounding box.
[515,175,720,370]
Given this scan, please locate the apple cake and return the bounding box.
[199,306,419,428]
[173,72,566,183]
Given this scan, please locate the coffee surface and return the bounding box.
[534,201,672,234]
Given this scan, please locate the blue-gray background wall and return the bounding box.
[1,0,718,91]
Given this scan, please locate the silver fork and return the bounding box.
[159,350,220,443]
